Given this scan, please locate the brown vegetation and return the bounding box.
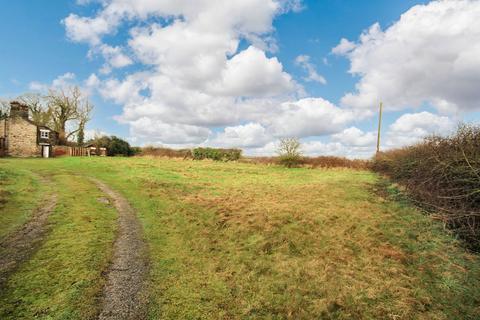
[242,156,370,170]
[372,124,480,250]
[137,146,370,169]
[136,146,192,158]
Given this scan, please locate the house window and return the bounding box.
[40,130,49,139]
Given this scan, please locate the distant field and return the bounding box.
[0,157,479,319]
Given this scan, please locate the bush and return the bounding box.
[372,124,480,250]
[277,138,302,168]
[192,148,242,161]
[86,135,136,157]
[138,146,192,158]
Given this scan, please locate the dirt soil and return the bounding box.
[91,178,149,320]
[0,184,57,289]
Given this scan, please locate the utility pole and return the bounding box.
[376,101,383,154]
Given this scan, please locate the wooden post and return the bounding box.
[376,102,383,154]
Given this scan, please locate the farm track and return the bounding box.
[0,176,57,289]
[91,178,149,320]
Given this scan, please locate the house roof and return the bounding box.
[37,125,58,133]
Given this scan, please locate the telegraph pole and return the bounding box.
[376,101,383,154]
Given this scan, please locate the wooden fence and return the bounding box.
[52,146,107,157]
[53,146,90,157]
[69,147,90,156]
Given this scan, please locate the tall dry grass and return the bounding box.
[242,156,370,170]
[373,124,480,250]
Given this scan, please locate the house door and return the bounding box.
[42,146,50,158]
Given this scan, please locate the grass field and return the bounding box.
[0,157,479,319]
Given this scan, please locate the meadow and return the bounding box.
[0,157,479,319]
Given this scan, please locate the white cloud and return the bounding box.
[130,117,212,145]
[214,46,295,97]
[385,111,455,148]
[63,0,309,145]
[332,127,376,147]
[331,38,356,55]
[337,0,480,115]
[267,98,353,138]
[29,72,77,92]
[295,55,326,84]
[63,14,114,45]
[96,44,133,74]
[207,123,271,148]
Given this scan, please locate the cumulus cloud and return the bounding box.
[207,123,271,148]
[385,111,455,148]
[337,0,480,114]
[332,127,376,147]
[331,38,356,55]
[63,0,308,145]
[29,72,77,92]
[130,118,212,145]
[295,55,326,84]
[267,98,354,138]
[62,0,470,158]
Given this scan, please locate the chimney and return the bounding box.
[9,101,29,120]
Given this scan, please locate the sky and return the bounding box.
[0,0,479,158]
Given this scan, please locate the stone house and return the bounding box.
[0,101,58,157]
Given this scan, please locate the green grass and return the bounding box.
[0,169,117,320]
[0,167,48,239]
[1,157,479,319]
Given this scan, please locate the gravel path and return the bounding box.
[91,178,149,320]
[0,179,57,289]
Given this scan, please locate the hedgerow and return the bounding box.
[372,124,480,250]
[192,148,242,161]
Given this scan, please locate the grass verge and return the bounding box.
[0,170,117,320]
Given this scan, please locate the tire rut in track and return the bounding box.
[91,178,149,320]
[0,177,57,289]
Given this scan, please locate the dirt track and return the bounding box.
[91,178,149,320]
[0,181,57,289]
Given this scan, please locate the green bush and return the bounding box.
[86,135,136,157]
[373,124,480,251]
[277,138,302,168]
[192,148,241,161]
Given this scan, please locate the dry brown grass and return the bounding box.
[242,156,370,169]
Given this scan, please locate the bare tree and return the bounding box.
[277,137,303,168]
[76,100,93,145]
[47,86,93,145]
[18,93,52,126]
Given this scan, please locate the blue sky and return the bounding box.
[0,0,478,157]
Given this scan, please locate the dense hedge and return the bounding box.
[137,146,192,158]
[192,148,242,161]
[373,125,480,250]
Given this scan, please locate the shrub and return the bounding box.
[192,148,242,161]
[372,124,480,250]
[137,146,192,158]
[277,138,302,168]
[86,135,136,157]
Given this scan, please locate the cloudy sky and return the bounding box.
[1,0,479,158]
